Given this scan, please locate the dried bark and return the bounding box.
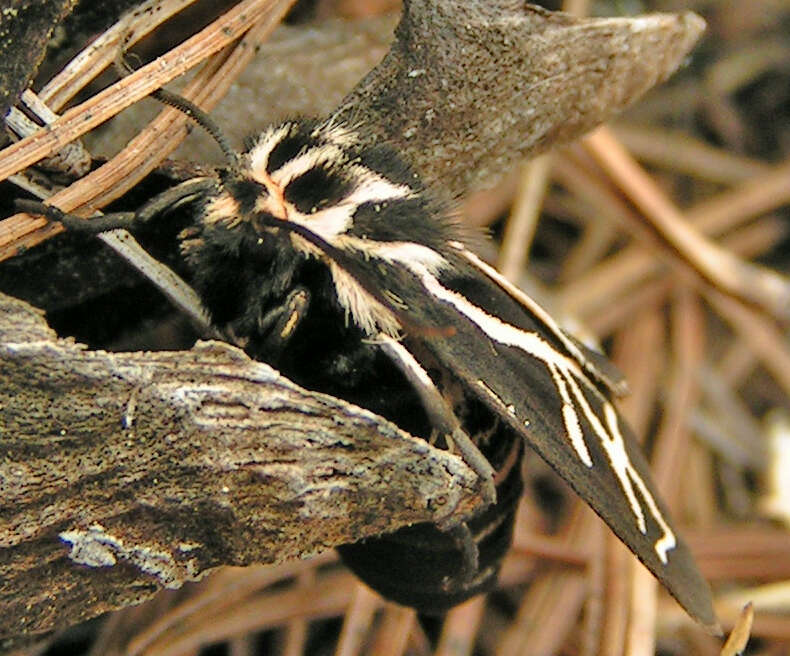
[0,0,76,119]
[0,292,482,651]
[334,2,705,197]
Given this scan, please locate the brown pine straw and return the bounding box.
[654,287,707,503]
[367,605,417,656]
[597,537,631,656]
[282,570,315,656]
[0,0,281,182]
[38,0,203,112]
[719,603,753,656]
[0,0,297,260]
[611,124,770,185]
[335,583,381,656]
[125,554,337,656]
[497,155,553,281]
[583,127,790,320]
[583,217,785,337]
[597,308,665,656]
[144,571,357,656]
[603,286,707,653]
[707,290,790,399]
[511,530,589,568]
[497,506,598,656]
[556,150,790,321]
[435,596,486,656]
[612,311,666,656]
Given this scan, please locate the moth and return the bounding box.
[19,115,718,631]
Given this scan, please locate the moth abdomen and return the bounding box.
[338,426,523,613]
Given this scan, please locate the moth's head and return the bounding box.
[205,120,421,251]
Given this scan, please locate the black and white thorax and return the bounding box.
[181,119,456,348]
[177,118,532,611]
[178,119,463,418]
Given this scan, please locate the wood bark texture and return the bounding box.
[0,293,481,650]
[334,2,705,197]
[0,0,77,119]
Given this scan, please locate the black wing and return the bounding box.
[262,216,718,631]
[400,245,718,631]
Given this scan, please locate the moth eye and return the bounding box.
[283,166,353,214]
[224,177,266,216]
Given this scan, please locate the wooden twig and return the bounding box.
[0,293,482,651]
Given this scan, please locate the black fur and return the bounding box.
[350,197,447,250]
[171,122,525,611]
[264,119,322,173]
[354,142,423,189]
[283,163,355,213]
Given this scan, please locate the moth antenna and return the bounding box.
[14,178,217,234]
[114,51,241,172]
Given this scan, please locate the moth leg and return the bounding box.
[376,334,496,516]
[445,522,479,589]
[14,181,223,341]
[256,286,311,354]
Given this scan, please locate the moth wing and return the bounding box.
[564,331,630,397]
[456,247,631,397]
[265,221,717,630]
[409,265,718,632]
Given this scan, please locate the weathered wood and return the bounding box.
[334,2,705,197]
[0,293,482,650]
[0,0,77,119]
